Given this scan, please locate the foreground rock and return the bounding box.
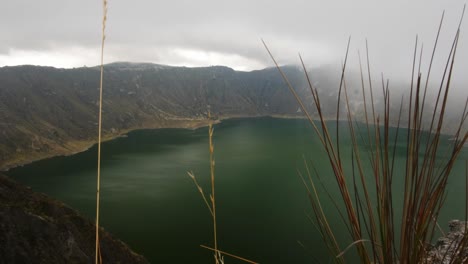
[426,220,468,263]
[0,174,148,264]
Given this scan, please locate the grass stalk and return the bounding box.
[189,112,257,264]
[200,245,259,264]
[95,1,107,263]
[207,114,220,264]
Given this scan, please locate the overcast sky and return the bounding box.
[1,0,467,81]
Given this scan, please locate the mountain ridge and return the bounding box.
[0,63,309,170]
[0,62,465,170]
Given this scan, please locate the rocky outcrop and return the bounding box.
[426,220,468,263]
[0,174,148,264]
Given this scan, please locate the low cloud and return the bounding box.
[1,0,467,82]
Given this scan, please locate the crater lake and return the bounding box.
[6,117,468,263]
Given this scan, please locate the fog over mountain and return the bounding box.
[0,63,465,171]
[1,1,468,85]
[2,3,468,264]
[0,1,467,168]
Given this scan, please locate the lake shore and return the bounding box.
[1,117,218,171]
[3,113,461,171]
[2,115,298,171]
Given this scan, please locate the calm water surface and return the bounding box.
[6,118,468,263]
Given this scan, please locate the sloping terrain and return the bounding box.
[0,63,309,169]
[0,174,148,263]
[0,62,464,170]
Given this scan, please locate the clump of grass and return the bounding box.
[264,7,468,263]
[188,112,258,264]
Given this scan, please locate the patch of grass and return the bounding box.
[264,8,468,263]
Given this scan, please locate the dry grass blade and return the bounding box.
[200,245,259,264]
[187,171,214,216]
[336,239,382,259]
[95,0,107,263]
[189,112,255,263]
[207,118,221,264]
[418,11,445,127]
[298,160,344,262]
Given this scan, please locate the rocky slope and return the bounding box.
[0,63,314,170]
[0,62,465,170]
[0,173,148,263]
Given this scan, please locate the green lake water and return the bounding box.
[6,117,468,263]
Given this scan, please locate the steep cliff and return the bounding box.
[0,174,148,263]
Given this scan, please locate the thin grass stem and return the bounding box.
[95,1,107,263]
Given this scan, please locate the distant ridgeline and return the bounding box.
[0,62,464,169]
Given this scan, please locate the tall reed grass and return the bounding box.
[264,8,468,263]
[95,0,108,263]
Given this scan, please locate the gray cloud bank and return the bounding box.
[1,0,468,83]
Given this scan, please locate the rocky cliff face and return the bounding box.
[0,62,464,170]
[0,174,148,263]
[1,63,355,170]
[0,63,312,169]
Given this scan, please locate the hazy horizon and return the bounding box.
[1,1,468,79]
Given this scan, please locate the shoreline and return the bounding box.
[2,115,275,172]
[2,114,462,171]
[1,117,219,172]
[1,114,331,172]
